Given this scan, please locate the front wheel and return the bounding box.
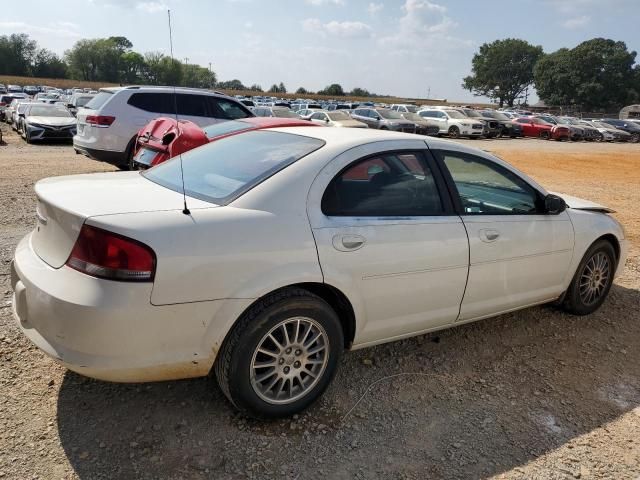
[539,130,550,140]
[215,288,344,418]
[562,240,616,315]
[630,133,640,144]
[448,126,460,138]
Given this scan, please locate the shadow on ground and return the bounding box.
[57,284,640,479]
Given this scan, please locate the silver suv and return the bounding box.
[350,108,416,132]
[74,86,254,169]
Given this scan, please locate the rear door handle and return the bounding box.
[479,229,500,242]
[332,234,366,252]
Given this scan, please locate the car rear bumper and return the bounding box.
[11,233,250,382]
[73,143,128,166]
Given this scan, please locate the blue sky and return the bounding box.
[2,0,638,102]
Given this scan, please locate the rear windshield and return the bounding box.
[143,130,325,205]
[84,91,113,110]
[202,120,252,138]
[378,109,403,119]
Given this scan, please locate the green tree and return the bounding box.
[120,51,145,84]
[534,38,639,110]
[278,82,286,93]
[268,83,280,93]
[319,83,345,96]
[182,64,216,88]
[350,87,370,97]
[249,84,263,92]
[65,39,101,80]
[32,49,67,78]
[463,38,543,107]
[0,33,38,75]
[142,52,182,85]
[295,87,310,94]
[218,79,247,90]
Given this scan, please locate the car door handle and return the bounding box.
[479,229,500,242]
[332,234,366,252]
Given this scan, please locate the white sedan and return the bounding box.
[11,128,628,418]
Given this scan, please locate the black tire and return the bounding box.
[125,136,139,171]
[215,288,344,419]
[539,130,550,140]
[448,126,460,138]
[562,240,616,316]
[630,133,640,144]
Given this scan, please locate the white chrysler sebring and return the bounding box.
[11,128,627,417]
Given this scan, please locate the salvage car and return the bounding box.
[350,107,416,132]
[399,112,440,136]
[600,119,640,143]
[308,110,368,128]
[20,103,77,143]
[418,108,484,138]
[253,106,302,119]
[514,117,570,140]
[132,117,318,169]
[11,128,628,418]
[478,110,523,138]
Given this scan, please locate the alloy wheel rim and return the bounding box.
[579,252,611,306]
[250,317,329,405]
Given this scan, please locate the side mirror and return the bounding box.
[545,194,566,215]
[325,118,329,123]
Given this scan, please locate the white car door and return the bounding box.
[433,149,574,321]
[307,140,469,348]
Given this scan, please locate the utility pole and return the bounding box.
[183,57,189,65]
[427,86,430,100]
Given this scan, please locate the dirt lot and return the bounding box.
[1,125,639,480]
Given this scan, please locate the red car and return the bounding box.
[514,117,570,140]
[132,117,318,169]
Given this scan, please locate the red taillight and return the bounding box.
[86,115,115,127]
[0,102,6,107]
[66,225,156,282]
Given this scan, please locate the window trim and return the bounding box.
[431,149,546,216]
[321,149,454,218]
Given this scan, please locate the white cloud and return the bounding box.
[302,18,372,38]
[136,1,167,12]
[368,2,384,15]
[379,0,462,50]
[305,0,344,5]
[0,21,82,39]
[561,15,590,29]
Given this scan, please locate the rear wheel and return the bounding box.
[215,288,343,418]
[448,126,460,138]
[124,136,138,171]
[562,240,616,315]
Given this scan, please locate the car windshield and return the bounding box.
[463,110,481,117]
[76,96,94,107]
[444,110,466,119]
[378,109,403,119]
[273,109,300,118]
[328,111,351,121]
[202,120,252,138]
[28,106,72,117]
[143,130,325,205]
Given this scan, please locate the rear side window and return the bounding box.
[128,93,174,114]
[177,94,207,116]
[321,152,444,217]
[85,91,113,110]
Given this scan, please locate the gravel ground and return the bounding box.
[1,124,639,480]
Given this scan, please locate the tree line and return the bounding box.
[463,37,640,111]
[0,33,381,98]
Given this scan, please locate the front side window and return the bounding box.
[213,98,252,119]
[144,130,325,205]
[322,152,444,217]
[438,151,540,215]
[311,112,326,121]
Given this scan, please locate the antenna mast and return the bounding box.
[168,9,190,215]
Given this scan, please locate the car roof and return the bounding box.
[241,117,317,128]
[267,126,478,152]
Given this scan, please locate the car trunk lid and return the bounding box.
[32,172,214,268]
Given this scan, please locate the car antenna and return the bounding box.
[168,8,190,215]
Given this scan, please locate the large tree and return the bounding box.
[319,83,345,96]
[463,38,543,107]
[534,38,639,110]
[0,34,38,75]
